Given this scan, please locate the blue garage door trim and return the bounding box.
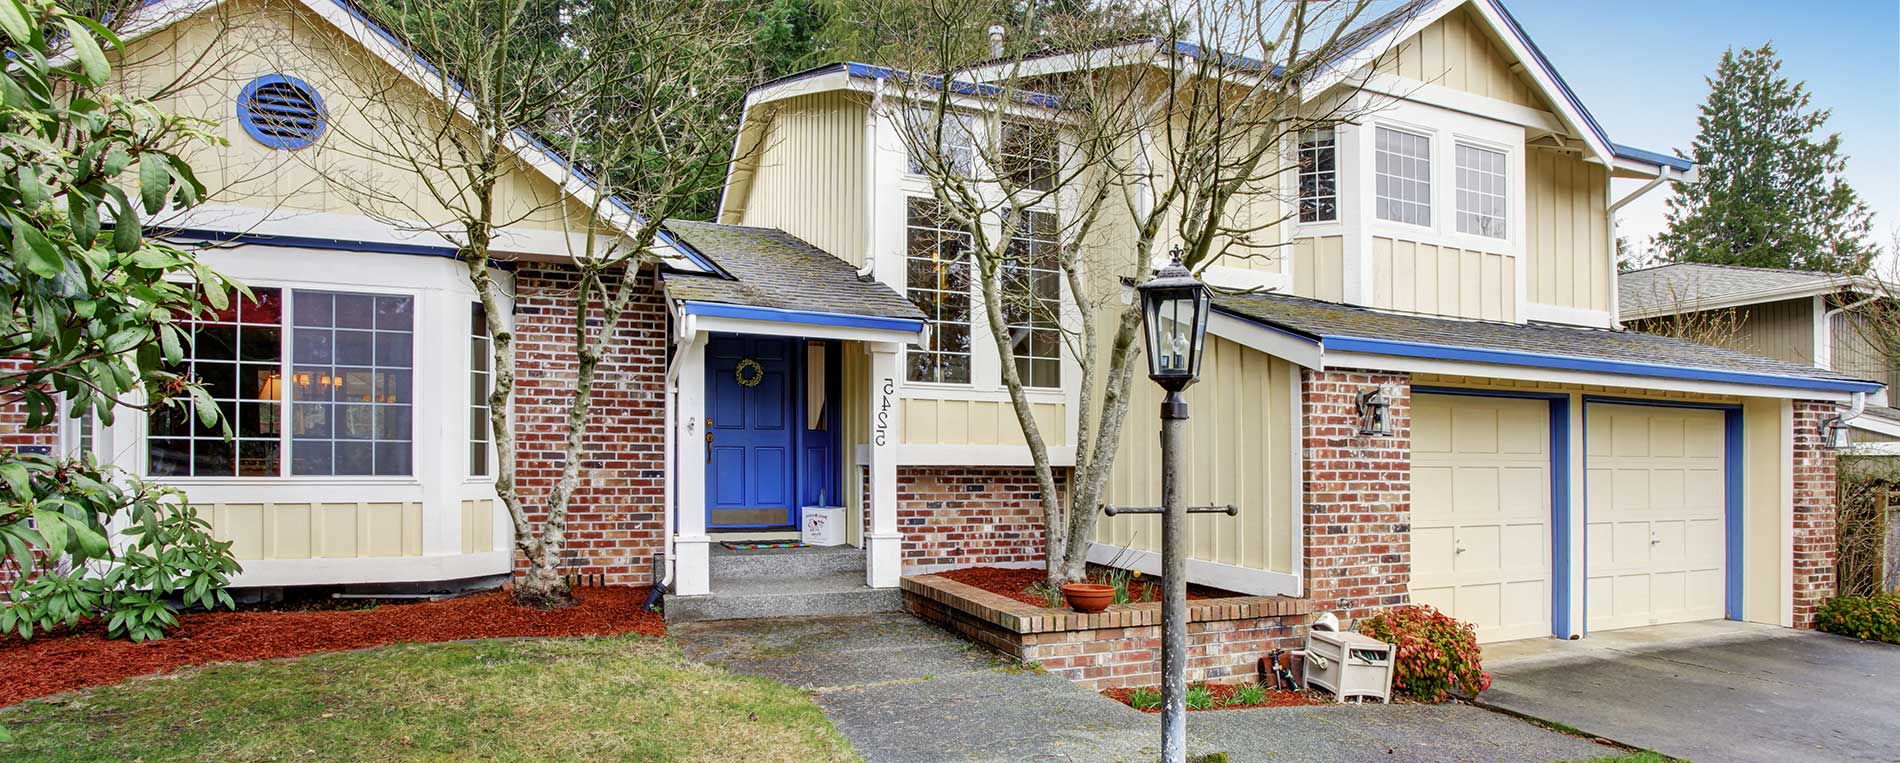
[1411,386,1574,638]
[1580,396,1745,631]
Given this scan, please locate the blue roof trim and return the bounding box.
[1171,40,1280,75]
[1326,334,1882,393]
[158,227,462,258]
[1611,143,1693,172]
[679,301,927,334]
[841,62,1063,109]
[324,0,724,277]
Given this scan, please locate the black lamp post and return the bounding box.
[1134,247,1210,763]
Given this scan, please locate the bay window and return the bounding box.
[1374,126,1432,226]
[469,302,492,477]
[1455,143,1508,239]
[1003,210,1062,388]
[149,287,414,478]
[904,198,973,384]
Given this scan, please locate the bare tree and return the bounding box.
[298,0,753,607]
[1622,283,1746,349]
[879,0,1399,585]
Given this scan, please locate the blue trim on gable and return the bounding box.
[1324,335,1882,394]
[841,61,1064,109]
[158,228,462,258]
[1414,386,1574,638]
[680,301,926,333]
[1581,396,1747,630]
[1611,143,1694,172]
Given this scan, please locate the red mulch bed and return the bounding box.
[935,566,1230,609]
[1102,683,1320,712]
[0,586,663,707]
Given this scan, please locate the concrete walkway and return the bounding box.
[674,613,1615,763]
[1483,621,1900,763]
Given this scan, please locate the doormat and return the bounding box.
[720,541,809,550]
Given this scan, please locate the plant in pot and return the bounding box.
[1061,581,1115,613]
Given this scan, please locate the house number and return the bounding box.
[874,378,894,446]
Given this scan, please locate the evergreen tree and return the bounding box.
[1656,43,1875,274]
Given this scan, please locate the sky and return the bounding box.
[1501,0,1900,266]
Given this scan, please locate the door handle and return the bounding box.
[705,418,714,463]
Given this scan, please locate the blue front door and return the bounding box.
[706,335,796,529]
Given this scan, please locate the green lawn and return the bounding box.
[0,635,858,763]
[1564,753,1685,763]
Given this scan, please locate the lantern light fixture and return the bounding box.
[1136,247,1212,394]
[1357,386,1393,437]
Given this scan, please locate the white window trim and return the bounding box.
[1292,127,1342,231]
[1446,135,1516,251]
[1370,122,1436,234]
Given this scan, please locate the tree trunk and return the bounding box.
[514,545,570,609]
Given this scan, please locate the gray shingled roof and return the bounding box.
[660,220,924,321]
[1618,263,1857,317]
[1214,290,1880,389]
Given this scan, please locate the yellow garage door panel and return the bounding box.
[1585,404,1727,632]
[1410,394,1552,643]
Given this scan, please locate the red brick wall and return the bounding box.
[509,264,669,586]
[862,465,1056,572]
[0,359,62,589]
[1791,400,1839,628]
[1301,369,1412,623]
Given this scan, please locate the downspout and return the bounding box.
[1825,391,1867,449]
[1819,294,1878,371]
[658,310,699,593]
[857,76,885,280]
[1607,166,1679,328]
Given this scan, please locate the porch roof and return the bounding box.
[1213,291,1884,395]
[660,220,925,331]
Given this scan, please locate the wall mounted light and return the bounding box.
[1357,386,1393,437]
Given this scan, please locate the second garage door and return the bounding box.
[1411,393,1552,643]
[1584,403,1728,632]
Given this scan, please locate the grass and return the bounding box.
[1561,753,1685,763]
[1184,684,1215,710]
[1223,683,1266,707]
[0,635,857,763]
[1126,687,1162,711]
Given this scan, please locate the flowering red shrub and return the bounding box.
[1355,605,1491,702]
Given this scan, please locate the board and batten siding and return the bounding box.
[1369,237,1517,322]
[734,91,869,267]
[211,501,424,561]
[1291,235,1346,303]
[1374,5,1541,108]
[113,0,610,241]
[1829,309,1900,392]
[1525,151,1611,314]
[902,399,1065,447]
[1097,337,1298,580]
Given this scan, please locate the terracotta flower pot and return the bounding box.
[1061,583,1115,613]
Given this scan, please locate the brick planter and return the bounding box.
[901,574,1315,689]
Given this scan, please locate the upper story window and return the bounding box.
[469,302,493,477]
[1003,210,1061,388]
[1374,126,1432,227]
[1296,128,1337,223]
[237,75,327,151]
[906,112,978,179]
[1001,122,1056,192]
[904,198,972,384]
[148,287,416,478]
[1455,144,1508,239]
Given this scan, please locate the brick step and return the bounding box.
[710,543,864,581]
[663,573,901,623]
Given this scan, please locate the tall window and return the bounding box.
[906,112,977,178]
[149,288,415,478]
[1374,126,1432,226]
[905,198,972,384]
[1004,210,1062,388]
[469,302,492,477]
[1455,143,1508,239]
[1296,128,1337,223]
[149,288,284,477]
[1001,122,1056,191]
[290,292,413,476]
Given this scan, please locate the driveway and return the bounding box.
[1483,621,1900,763]
[674,614,1616,763]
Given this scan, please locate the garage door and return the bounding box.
[1584,403,1727,632]
[1410,394,1552,643]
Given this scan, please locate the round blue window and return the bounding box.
[237,75,326,150]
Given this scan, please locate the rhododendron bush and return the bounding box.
[1356,605,1491,702]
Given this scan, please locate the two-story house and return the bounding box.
[35,0,1873,647]
[1621,262,1900,449]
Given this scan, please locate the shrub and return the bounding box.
[1224,682,1267,707]
[1356,605,1491,702]
[1816,593,1900,644]
[1127,687,1162,711]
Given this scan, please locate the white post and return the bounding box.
[419,287,461,557]
[673,333,712,596]
[865,342,902,588]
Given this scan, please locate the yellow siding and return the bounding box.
[113,0,617,242]
[1291,236,1345,302]
[1737,298,1819,366]
[1829,309,1900,391]
[210,501,425,560]
[1410,374,1741,405]
[1741,398,1787,625]
[901,399,1066,447]
[1525,151,1610,312]
[1098,338,1297,576]
[733,92,869,266]
[1370,236,1517,321]
[842,345,870,545]
[1375,5,1542,108]
[461,499,495,554]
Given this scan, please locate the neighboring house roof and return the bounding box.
[1618,263,1874,319]
[660,221,924,323]
[1214,291,1883,394]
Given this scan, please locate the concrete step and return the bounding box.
[710,543,864,581]
[664,573,902,623]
